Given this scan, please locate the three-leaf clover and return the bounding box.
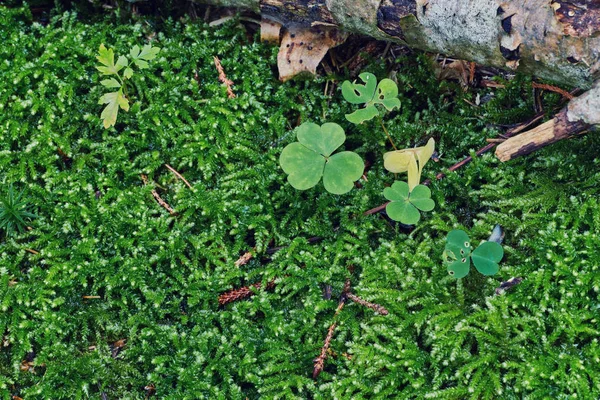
[383,138,435,190]
[341,72,401,124]
[279,122,364,194]
[383,181,434,225]
[443,229,504,278]
[95,43,160,129]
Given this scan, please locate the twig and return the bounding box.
[25,248,39,255]
[313,279,351,379]
[532,82,574,100]
[346,293,388,315]
[213,56,236,99]
[165,164,193,189]
[234,251,253,267]
[218,279,276,305]
[141,175,176,216]
[82,296,101,299]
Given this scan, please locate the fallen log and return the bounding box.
[197,0,599,159]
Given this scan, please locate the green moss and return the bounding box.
[0,5,599,399]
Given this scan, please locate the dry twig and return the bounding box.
[165,164,193,189]
[532,82,574,100]
[346,293,389,315]
[141,175,176,216]
[234,251,254,267]
[218,280,276,305]
[213,56,236,99]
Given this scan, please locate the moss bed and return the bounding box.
[1,4,599,399]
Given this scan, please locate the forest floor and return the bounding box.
[1,4,599,399]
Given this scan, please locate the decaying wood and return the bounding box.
[260,17,282,43]
[277,25,347,82]
[496,107,591,161]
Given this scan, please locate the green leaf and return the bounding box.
[409,185,435,211]
[100,78,121,88]
[341,72,377,104]
[447,258,470,279]
[130,44,160,69]
[280,143,325,190]
[383,180,409,201]
[386,201,420,225]
[345,105,379,124]
[95,44,124,76]
[342,73,400,124]
[123,67,134,79]
[98,89,129,129]
[297,122,344,157]
[322,151,364,194]
[471,241,504,276]
[279,122,363,194]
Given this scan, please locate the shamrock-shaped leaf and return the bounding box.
[383,181,435,225]
[279,122,364,194]
[96,44,127,76]
[444,229,504,278]
[342,72,401,124]
[98,89,129,129]
[130,44,160,69]
[471,241,504,276]
[383,138,435,190]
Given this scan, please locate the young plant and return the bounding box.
[0,185,37,237]
[443,229,504,278]
[341,72,401,124]
[383,138,435,190]
[95,43,160,128]
[279,122,364,194]
[384,181,434,225]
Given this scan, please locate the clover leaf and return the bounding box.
[383,138,435,190]
[383,181,435,225]
[341,72,401,124]
[279,122,364,194]
[444,230,504,278]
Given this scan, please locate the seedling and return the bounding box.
[341,72,401,124]
[0,185,37,237]
[443,230,504,278]
[383,181,435,225]
[95,43,160,128]
[384,138,435,190]
[279,122,364,194]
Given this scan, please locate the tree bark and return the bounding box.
[200,0,599,89]
[198,0,599,158]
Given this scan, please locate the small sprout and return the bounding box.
[279,122,364,194]
[383,181,435,225]
[341,72,401,124]
[444,229,504,278]
[94,43,160,129]
[383,138,435,190]
[0,185,37,237]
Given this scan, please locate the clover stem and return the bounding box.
[379,119,397,150]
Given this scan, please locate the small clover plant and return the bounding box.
[384,181,434,225]
[341,72,401,124]
[279,122,364,194]
[443,229,504,278]
[95,43,160,128]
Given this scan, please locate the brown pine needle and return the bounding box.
[82,296,101,299]
[532,82,574,99]
[346,293,389,315]
[25,248,39,255]
[165,164,193,189]
[234,251,254,267]
[218,280,276,305]
[141,174,176,216]
[213,56,236,99]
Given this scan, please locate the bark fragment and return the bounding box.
[277,25,347,81]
